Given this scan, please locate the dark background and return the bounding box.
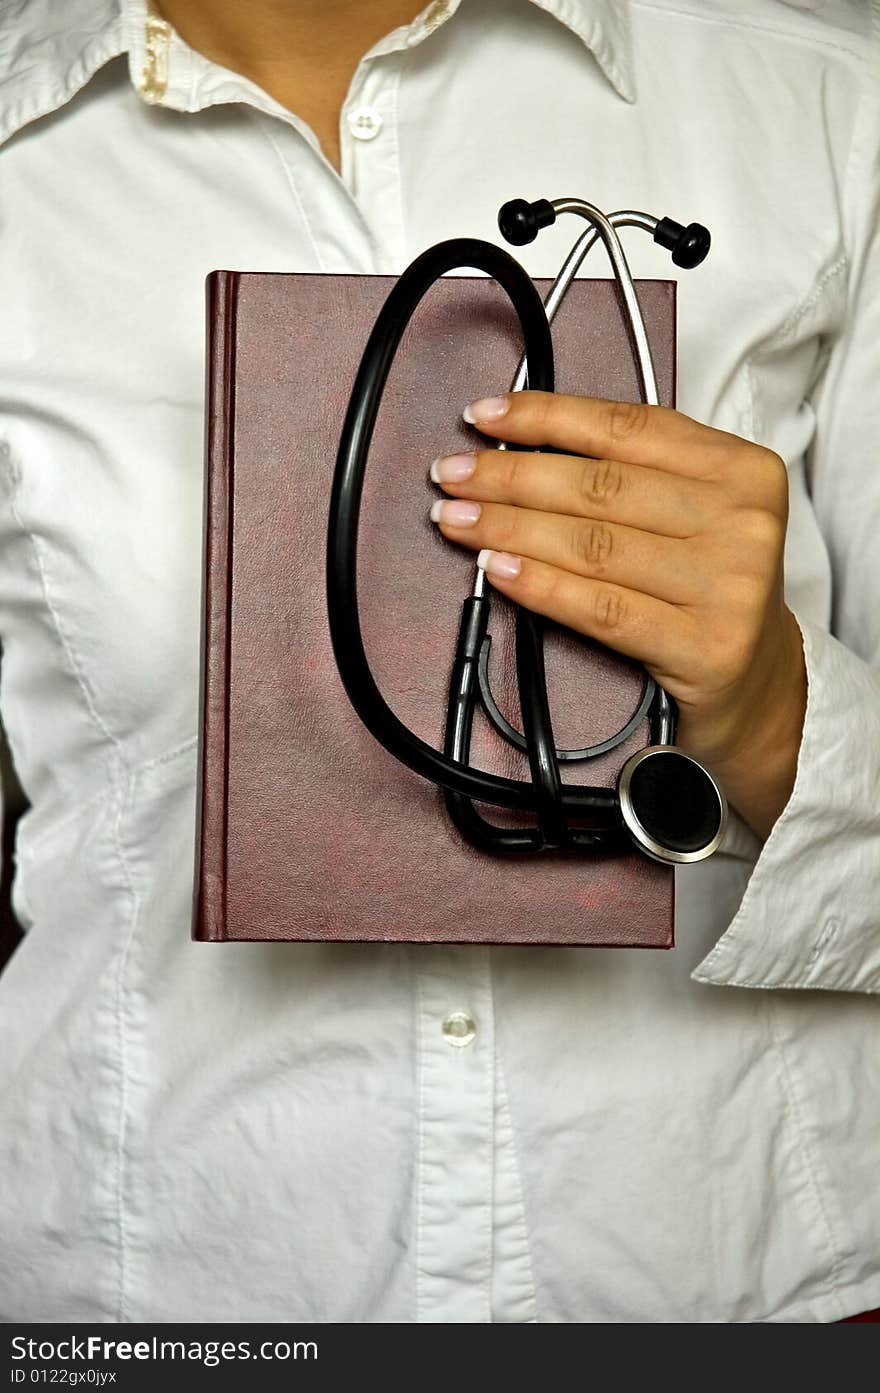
[0,654,26,974]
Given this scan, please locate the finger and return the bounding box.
[474,549,694,679]
[431,448,712,538]
[464,392,729,477]
[431,499,698,605]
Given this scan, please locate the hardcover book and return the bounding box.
[194,270,677,946]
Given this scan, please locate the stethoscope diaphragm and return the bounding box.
[617,746,728,864]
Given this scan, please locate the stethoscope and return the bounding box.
[326,196,728,865]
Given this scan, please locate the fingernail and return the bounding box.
[463,395,509,425]
[430,453,477,484]
[430,499,482,527]
[477,548,522,580]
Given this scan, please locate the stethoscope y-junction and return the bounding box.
[326,196,728,865]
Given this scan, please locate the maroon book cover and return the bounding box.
[194,270,678,946]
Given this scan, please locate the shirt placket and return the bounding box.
[337,49,408,272]
[342,28,498,1324]
[249,42,405,275]
[416,945,495,1322]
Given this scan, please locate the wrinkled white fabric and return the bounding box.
[0,0,878,1323]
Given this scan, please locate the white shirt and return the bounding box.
[1,0,879,1324]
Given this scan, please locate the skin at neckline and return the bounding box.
[154,0,429,173]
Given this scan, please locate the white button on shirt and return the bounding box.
[0,0,879,1323]
[347,106,384,140]
[443,1013,478,1047]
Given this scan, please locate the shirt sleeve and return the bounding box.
[691,71,880,996]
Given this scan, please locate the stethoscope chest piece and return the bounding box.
[617,746,727,864]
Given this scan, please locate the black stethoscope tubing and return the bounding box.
[325,235,619,827]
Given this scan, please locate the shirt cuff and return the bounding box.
[691,610,880,994]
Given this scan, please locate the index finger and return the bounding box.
[464,392,727,476]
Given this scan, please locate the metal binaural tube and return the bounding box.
[509,203,659,403]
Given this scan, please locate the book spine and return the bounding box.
[192,271,239,941]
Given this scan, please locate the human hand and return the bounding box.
[429,392,808,839]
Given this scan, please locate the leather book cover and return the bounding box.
[194,270,677,946]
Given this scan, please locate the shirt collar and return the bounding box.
[529,0,635,101]
[0,0,634,148]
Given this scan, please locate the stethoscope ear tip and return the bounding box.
[672,223,711,269]
[498,198,557,246]
[653,217,711,268]
[617,746,728,864]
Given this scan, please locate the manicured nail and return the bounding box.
[463,395,509,425]
[430,499,482,527]
[430,453,477,484]
[477,548,522,580]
